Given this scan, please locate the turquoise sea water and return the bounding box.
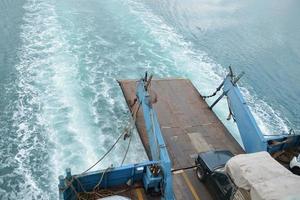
[0,0,299,199]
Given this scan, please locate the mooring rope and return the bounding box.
[85,101,140,173]
[81,130,126,174]
[202,79,225,99]
[121,101,141,166]
[93,166,112,192]
[82,76,153,173]
[63,75,154,199]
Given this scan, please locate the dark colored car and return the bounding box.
[195,150,235,200]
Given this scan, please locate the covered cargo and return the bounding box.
[225,151,300,200]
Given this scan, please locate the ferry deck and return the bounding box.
[117,78,244,200]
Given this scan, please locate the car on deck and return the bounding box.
[195,150,300,200]
[195,150,235,200]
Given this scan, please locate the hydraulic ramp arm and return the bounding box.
[207,67,300,154]
[58,73,174,200]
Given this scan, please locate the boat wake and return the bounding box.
[125,0,289,138]
[0,0,291,199]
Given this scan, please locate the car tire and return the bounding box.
[196,166,205,181]
[291,167,300,175]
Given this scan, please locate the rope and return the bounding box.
[81,131,125,174]
[73,176,87,194]
[81,99,141,174]
[93,166,112,191]
[63,76,153,198]
[226,96,236,121]
[120,75,153,166]
[62,100,141,198]
[121,101,141,166]
[64,177,86,200]
[121,127,133,166]
[202,79,224,99]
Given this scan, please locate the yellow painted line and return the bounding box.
[135,188,144,200]
[182,171,201,200]
[172,169,184,174]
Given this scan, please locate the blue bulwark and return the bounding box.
[222,74,268,153]
[214,69,300,154]
[136,78,175,200]
[59,76,175,200]
[59,161,160,200]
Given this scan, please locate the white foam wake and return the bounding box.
[125,0,290,140]
[2,0,290,199]
[8,0,149,199]
[10,0,103,198]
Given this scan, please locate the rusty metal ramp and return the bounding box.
[118,78,244,200]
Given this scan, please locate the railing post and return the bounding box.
[58,175,65,200]
[66,168,72,181]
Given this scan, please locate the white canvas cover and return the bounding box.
[225,151,300,200]
[250,175,300,200]
[99,196,131,200]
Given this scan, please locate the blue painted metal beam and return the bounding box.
[136,78,174,200]
[59,161,159,200]
[212,69,300,154]
[59,76,175,200]
[222,74,268,153]
[265,134,300,153]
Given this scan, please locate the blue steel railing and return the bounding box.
[209,67,300,153]
[59,161,160,200]
[59,75,174,200]
[136,76,174,200]
[222,74,268,153]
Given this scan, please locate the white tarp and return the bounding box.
[250,175,300,200]
[99,196,131,200]
[225,151,300,200]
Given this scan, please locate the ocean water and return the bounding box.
[0,0,299,199]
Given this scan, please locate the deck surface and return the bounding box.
[118,78,244,200]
